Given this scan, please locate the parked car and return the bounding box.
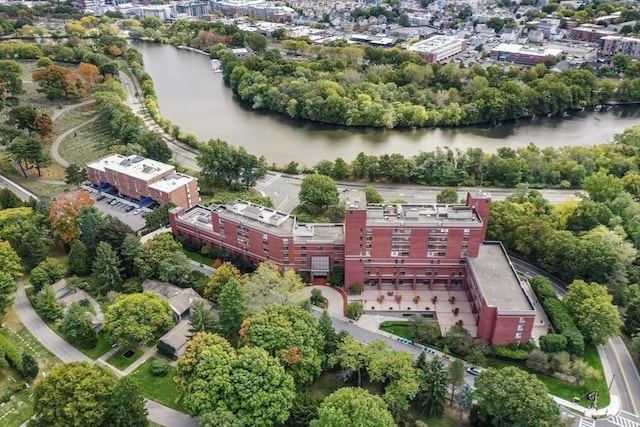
[125,205,135,212]
[133,208,142,215]
[109,199,118,205]
[96,195,106,201]
[466,366,482,376]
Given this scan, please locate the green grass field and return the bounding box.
[107,348,144,371]
[80,332,113,360]
[128,358,183,411]
[58,118,110,166]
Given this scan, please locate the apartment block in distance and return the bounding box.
[87,154,199,209]
[169,191,536,345]
[407,35,467,62]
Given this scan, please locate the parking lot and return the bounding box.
[83,187,148,232]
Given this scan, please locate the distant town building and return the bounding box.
[599,35,640,60]
[568,24,616,43]
[176,1,209,17]
[87,154,199,209]
[490,43,563,64]
[209,0,293,22]
[407,35,467,62]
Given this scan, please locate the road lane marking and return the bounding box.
[610,338,639,415]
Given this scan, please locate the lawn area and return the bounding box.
[487,344,610,409]
[379,321,411,339]
[107,348,144,371]
[128,357,183,412]
[53,103,98,135]
[0,152,71,197]
[0,308,62,427]
[58,118,110,166]
[307,371,346,401]
[81,332,112,360]
[182,248,215,266]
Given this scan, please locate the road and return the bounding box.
[12,281,198,427]
[0,173,39,202]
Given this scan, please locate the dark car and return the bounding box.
[96,195,106,201]
[125,205,135,212]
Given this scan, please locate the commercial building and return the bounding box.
[490,43,563,64]
[87,154,199,209]
[209,0,293,22]
[169,191,536,345]
[407,36,467,62]
[599,35,640,60]
[568,24,616,43]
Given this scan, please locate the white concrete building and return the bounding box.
[407,35,467,62]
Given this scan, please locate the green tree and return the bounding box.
[93,241,123,295]
[0,271,17,320]
[103,376,148,427]
[437,187,459,204]
[103,291,174,349]
[447,358,466,405]
[188,300,217,335]
[204,261,243,302]
[33,284,63,321]
[244,32,267,53]
[239,304,325,386]
[456,383,473,420]
[418,356,448,418]
[198,408,244,427]
[473,366,560,427]
[227,347,296,427]
[30,362,118,427]
[0,212,49,269]
[243,261,306,308]
[0,239,23,278]
[0,59,24,110]
[309,387,395,427]
[0,188,22,208]
[217,278,246,340]
[582,171,625,203]
[64,164,88,188]
[68,240,91,276]
[318,309,340,358]
[157,251,192,286]
[28,266,52,293]
[119,234,141,278]
[363,186,384,204]
[563,279,622,344]
[310,288,324,307]
[299,174,339,209]
[134,233,182,279]
[332,157,350,179]
[21,351,39,380]
[60,303,98,349]
[347,302,363,319]
[137,132,171,163]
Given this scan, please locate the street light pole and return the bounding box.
[608,373,616,392]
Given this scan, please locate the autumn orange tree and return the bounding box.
[77,62,101,87]
[33,65,87,101]
[49,190,93,245]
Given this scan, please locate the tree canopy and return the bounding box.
[473,366,560,427]
[309,387,395,427]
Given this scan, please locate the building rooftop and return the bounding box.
[293,223,345,244]
[408,35,463,53]
[177,206,214,232]
[492,43,563,57]
[366,203,483,227]
[87,154,174,182]
[149,172,197,194]
[468,242,534,313]
[212,200,296,236]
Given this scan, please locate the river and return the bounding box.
[134,42,640,165]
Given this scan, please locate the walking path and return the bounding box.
[12,281,197,427]
[50,112,101,168]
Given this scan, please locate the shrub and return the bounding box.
[150,358,170,377]
[156,341,177,360]
[0,334,23,372]
[20,352,38,380]
[541,296,584,356]
[29,266,52,293]
[349,283,362,294]
[529,276,556,303]
[491,345,529,360]
[347,302,363,320]
[539,334,567,353]
[310,289,324,307]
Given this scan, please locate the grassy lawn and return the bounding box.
[0,152,71,197]
[0,308,62,427]
[53,103,98,135]
[307,371,346,401]
[379,321,411,339]
[182,248,215,266]
[81,332,113,360]
[128,358,183,412]
[58,117,110,166]
[106,348,144,371]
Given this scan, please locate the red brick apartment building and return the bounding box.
[87,154,199,209]
[169,191,536,345]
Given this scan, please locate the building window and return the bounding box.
[515,332,523,340]
[400,251,409,257]
[519,317,526,323]
[517,324,525,332]
[391,251,398,257]
[427,251,434,258]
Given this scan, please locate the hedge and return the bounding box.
[491,345,529,360]
[0,333,23,372]
[529,276,556,303]
[541,297,584,356]
[539,334,567,353]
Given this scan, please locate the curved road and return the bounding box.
[13,282,198,427]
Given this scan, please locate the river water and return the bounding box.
[135,42,640,165]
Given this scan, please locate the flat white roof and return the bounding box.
[492,43,563,56]
[149,173,196,193]
[88,154,174,181]
[408,35,463,53]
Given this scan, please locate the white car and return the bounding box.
[466,366,482,376]
[133,208,142,215]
